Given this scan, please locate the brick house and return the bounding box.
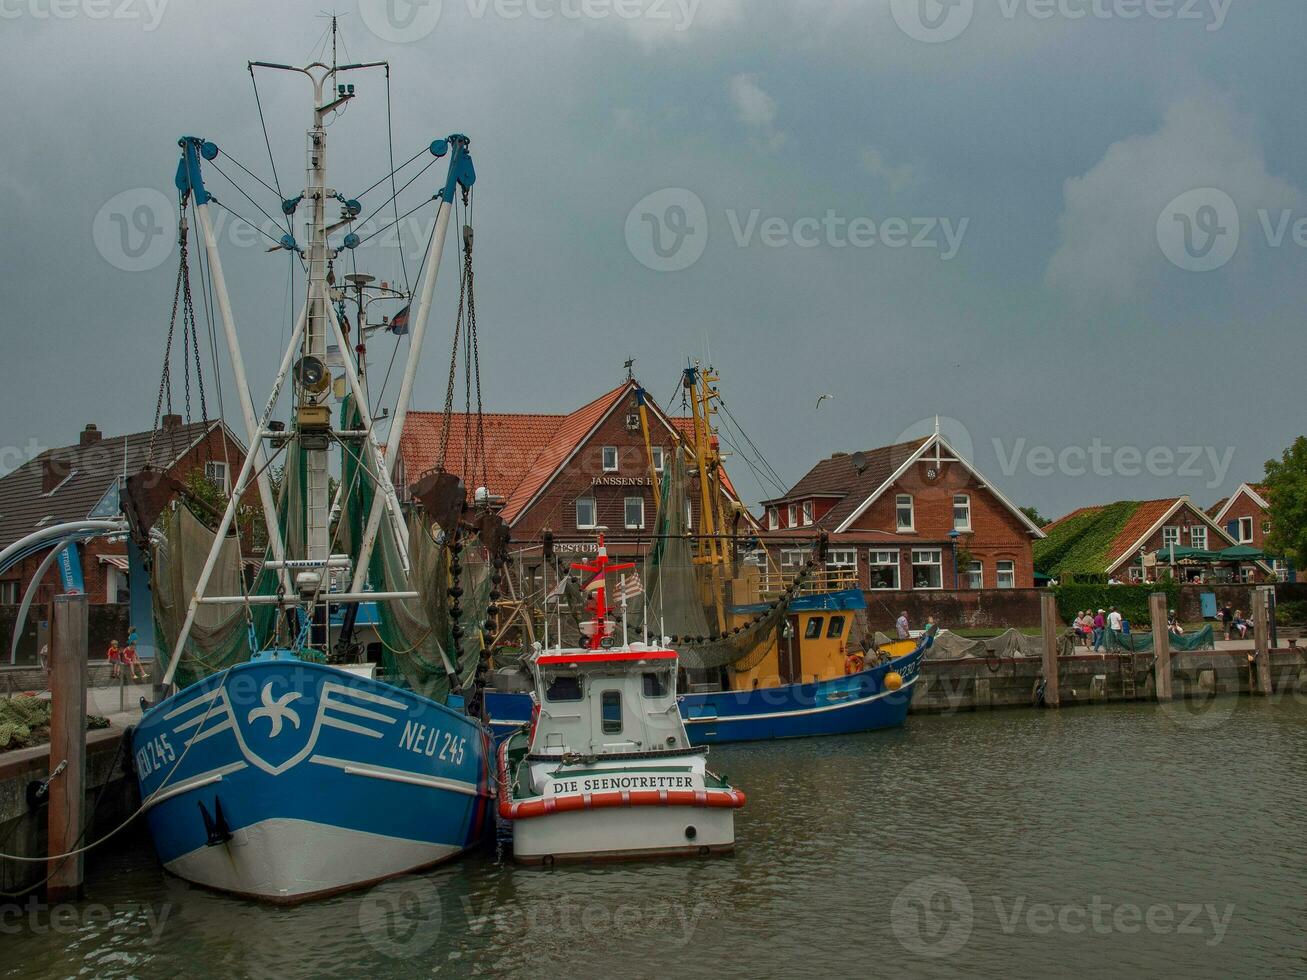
[1210,483,1271,548]
[1209,483,1292,581]
[1037,495,1273,584]
[0,417,247,607]
[397,379,752,583]
[758,430,1044,592]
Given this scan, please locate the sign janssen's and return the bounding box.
[592,476,652,487]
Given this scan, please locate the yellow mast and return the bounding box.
[686,363,727,632]
[635,385,661,515]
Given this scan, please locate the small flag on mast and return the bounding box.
[617,572,643,601]
[387,304,411,335]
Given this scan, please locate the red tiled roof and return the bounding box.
[399,382,742,524]
[1107,498,1180,559]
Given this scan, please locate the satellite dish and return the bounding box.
[851,451,867,474]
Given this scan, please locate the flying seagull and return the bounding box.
[815,393,835,410]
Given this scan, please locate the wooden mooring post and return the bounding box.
[1149,592,1172,701]
[1253,588,1273,696]
[47,593,88,901]
[1039,593,1061,708]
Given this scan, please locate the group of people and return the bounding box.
[1216,604,1251,640]
[106,626,146,682]
[1071,608,1131,651]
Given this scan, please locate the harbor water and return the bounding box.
[5,696,1306,978]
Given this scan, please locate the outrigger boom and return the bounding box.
[160,55,475,687]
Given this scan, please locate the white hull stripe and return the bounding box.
[682,675,918,725]
[309,755,481,797]
[143,761,248,811]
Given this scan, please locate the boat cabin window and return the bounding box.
[545,674,583,701]
[600,690,623,734]
[826,615,846,639]
[642,671,669,697]
[804,617,824,640]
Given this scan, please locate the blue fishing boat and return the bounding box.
[134,659,490,901]
[128,25,500,902]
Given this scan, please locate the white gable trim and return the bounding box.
[831,434,1046,538]
[1213,483,1269,524]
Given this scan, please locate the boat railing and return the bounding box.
[754,567,860,600]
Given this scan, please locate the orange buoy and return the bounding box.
[884,671,903,691]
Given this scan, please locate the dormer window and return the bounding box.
[601,446,619,472]
[802,500,814,526]
[767,506,779,530]
[787,503,798,527]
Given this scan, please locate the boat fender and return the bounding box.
[884,671,903,691]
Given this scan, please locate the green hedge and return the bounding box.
[1052,582,1180,625]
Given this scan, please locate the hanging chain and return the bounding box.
[148,215,188,468]
[434,192,484,492]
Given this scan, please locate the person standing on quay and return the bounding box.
[1092,609,1106,652]
[896,611,910,640]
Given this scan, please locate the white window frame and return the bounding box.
[996,559,1015,589]
[601,446,619,473]
[896,494,915,532]
[575,496,597,529]
[624,495,645,530]
[787,503,798,528]
[1189,526,1207,550]
[967,560,983,589]
[1272,559,1289,582]
[802,500,814,526]
[953,493,971,531]
[767,506,779,531]
[651,446,665,474]
[780,548,811,570]
[826,548,857,569]
[911,548,943,590]
[867,550,900,591]
[1237,517,1253,543]
[1162,526,1180,548]
[204,460,230,494]
[1128,566,1144,583]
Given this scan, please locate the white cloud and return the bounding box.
[1047,94,1300,302]
[859,147,918,192]
[729,73,786,151]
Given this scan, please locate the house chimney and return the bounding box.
[161,413,183,430]
[80,424,102,446]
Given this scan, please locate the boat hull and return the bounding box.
[132,659,491,902]
[496,738,742,863]
[485,648,924,745]
[508,805,736,864]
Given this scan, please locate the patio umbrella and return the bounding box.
[1217,545,1266,561]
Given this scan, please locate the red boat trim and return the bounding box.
[496,740,745,821]
[536,649,678,665]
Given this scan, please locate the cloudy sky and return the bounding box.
[1,0,1303,519]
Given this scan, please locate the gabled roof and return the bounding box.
[1036,496,1243,577]
[763,433,1045,538]
[0,420,228,551]
[1211,482,1269,523]
[399,380,743,526]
